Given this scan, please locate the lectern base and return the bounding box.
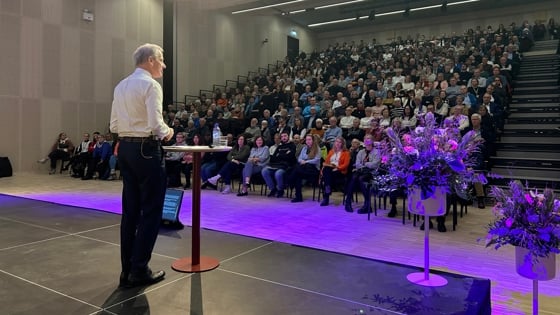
[406,272,448,287]
[172,256,220,273]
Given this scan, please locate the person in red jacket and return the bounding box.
[320,136,350,206]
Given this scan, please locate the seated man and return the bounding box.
[68,132,92,178]
[82,134,112,180]
[261,132,297,198]
[344,134,380,213]
[323,116,343,149]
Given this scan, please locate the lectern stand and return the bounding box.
[162,145,231,272]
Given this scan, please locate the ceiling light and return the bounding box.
[375,10,405,17]
[447,0,479,5]
[410,4,442,12]
[232,0,304,14]
[289,9,306,14]
[308,17,357,27]
[315,0,365,10]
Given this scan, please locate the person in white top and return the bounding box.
[446,105,470,130]
[109,43,173,288]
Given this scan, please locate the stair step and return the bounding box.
[520,59,559,63]
[512,89,560,95]
[519,64,559,69]
[512,94,559,99]
[517,72,558,80]
[491,166,560,179]
[523,51,559,57]
[508,112,560,118]
[491,156,560,165]
[515,85,560,91]
[515,80,558,88]
[504,123,559,130]
[495,150,560,159]
[509,103,559,108]
[517,69,559,75]
[508,108,560,117]
[495,142,560,151]
[487,176,560,191]
[511,96,560,103]
[498,135,560,144]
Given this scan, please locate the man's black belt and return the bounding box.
[120,136,160,143]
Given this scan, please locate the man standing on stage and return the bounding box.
[110,43,174,288]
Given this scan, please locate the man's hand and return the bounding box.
[164,128,174,142]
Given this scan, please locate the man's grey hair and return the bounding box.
[133,43,163,66]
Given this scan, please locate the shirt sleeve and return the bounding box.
[146,81,170,139]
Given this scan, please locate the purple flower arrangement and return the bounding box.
[383,112,485,199]
[485,180,560,261]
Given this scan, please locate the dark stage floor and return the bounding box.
[0,194,490,315]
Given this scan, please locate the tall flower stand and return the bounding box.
[406,186,448,287]
[515,247,556,315]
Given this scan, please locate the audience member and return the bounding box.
[261,132,297,198]
[320,136,350,206]
[38,132,75,175]
[289,134,322,203]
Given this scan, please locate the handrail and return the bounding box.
[225,80,238,88]
[184,94,199,105]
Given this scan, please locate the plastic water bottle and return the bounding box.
[212,123,221,146]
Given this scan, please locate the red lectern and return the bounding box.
[162,145,231,272]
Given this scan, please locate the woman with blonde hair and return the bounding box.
[288,134,321,203]
[319,136,350,206]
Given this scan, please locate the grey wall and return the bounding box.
[173,0,318,99]
[0,0,163,173]
[1,0,558,173]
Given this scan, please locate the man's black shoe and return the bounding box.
[126,269,165,288]
[437,223,447,233]
[276,190,284,198]
[344,203,353,212]
[387,206,397,217]
[267,189,277,197]
[291,197,303,203]
[118,272,129,288]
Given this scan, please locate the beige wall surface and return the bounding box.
[173,0,317,99]
[1,0,559,173]
[0,0,163,173]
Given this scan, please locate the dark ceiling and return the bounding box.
[215,0,548,33]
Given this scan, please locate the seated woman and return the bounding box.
[379,108,392,128]
[181,133,204,189]
[207,134,250,194]
[320,136,350,206]
[237,136,269,196]
[344,134,380,213]
[401,105,417,131]
[38,132,75,174]
[289,134,321,203]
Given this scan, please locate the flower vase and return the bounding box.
[407,186,446,216]
[406,186,448,287]
[515,247,557,315]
